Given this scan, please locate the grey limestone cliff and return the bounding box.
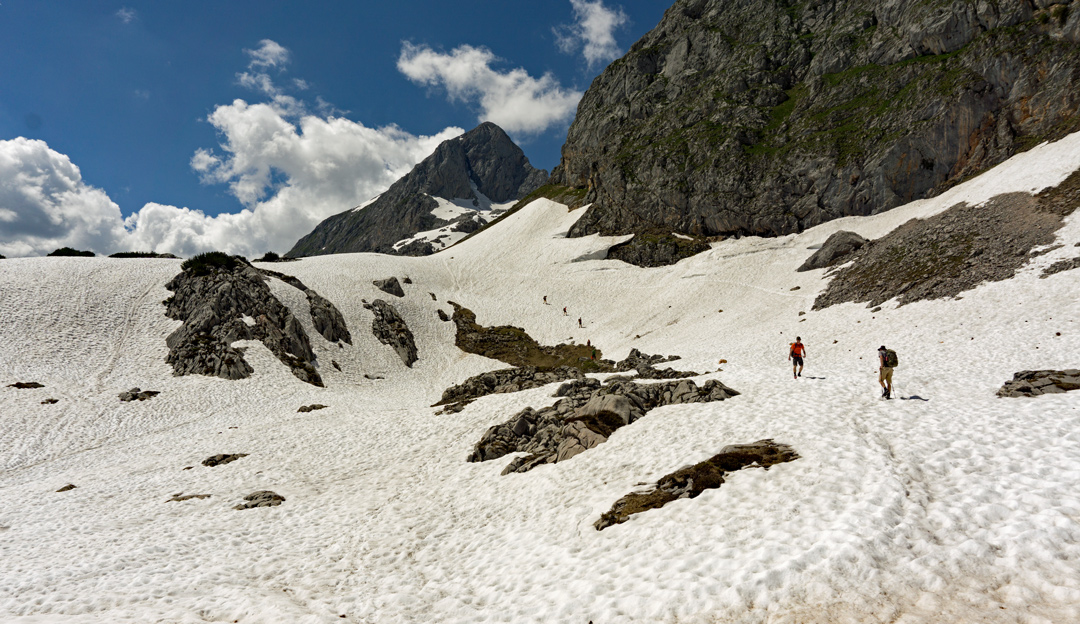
[288,122,548,257]
[551,0,1080,265]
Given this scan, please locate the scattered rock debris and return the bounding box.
[118,388,160,402]
[41,398,59,405]
[8,382,44,389]
[56,484,77,492]
[298,404,327,413]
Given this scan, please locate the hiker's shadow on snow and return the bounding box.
[901,395,929,401]
[804,376,826,380]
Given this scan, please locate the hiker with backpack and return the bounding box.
[789,337,806,379]
[878,345,897,399]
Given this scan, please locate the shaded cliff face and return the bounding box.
[288,122,548,257]
[552,0,1080,253]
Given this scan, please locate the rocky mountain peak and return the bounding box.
[288,122,548,258]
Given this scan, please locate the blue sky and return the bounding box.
[0,0,668,257]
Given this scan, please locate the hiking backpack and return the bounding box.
[884,349,898,368]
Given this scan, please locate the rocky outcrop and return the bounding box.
[56,484,77,492]
[258,269,352,345]
[118,388,159,402]
[450,302,610,371]
[7,382,44,389]
[373,277,406,298]
[815,173,1080,309]
[435,349,695,412]
[297,404,328,413]
[435,366,586,407]
[595,439,799,530]
[997,369,1080,397]
[607,231,711,268]
[288,122,548,257]
[798,231,868,271]
[235,491,285,510]
[469,376,739,474]
[164,256,323,386]
[364,299,418,367]
[551,0,1080,266]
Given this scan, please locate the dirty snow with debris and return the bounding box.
[2,134,1080,623]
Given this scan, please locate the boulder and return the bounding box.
[797,231,869,271]
[997,369,1080,397]
[235,491,285,510]
[365,299,418,366]
[373,277,405,298]
[202,454,248,467]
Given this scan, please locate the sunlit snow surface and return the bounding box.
[3,135,1080,623]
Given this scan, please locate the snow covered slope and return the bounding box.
[2,135,1080,624]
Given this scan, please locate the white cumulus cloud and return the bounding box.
[245,39,290,70]
[397,42,582,136]
[554,0,628,68]
[0,138,128,257]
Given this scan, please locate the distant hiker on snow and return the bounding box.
[878,345,897,399]
[789,337,806,379]
[563,307,568,316]
[578,318,583,328]
[543,296,548,305]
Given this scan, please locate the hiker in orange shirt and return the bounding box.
[789,337,806,379]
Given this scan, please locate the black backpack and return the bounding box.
[883,349,898,368]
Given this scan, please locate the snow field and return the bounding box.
[1,134,1080,622]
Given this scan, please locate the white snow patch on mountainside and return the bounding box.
[2,133,1080,623]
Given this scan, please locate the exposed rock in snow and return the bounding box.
[373,277,406,298]
[815,174,1080,309]
[997,369,1080,397]
[595,439,799,530]
[164,258,323,386]
[297,404,327,413]
[118,388,160,402]
[201,454,248,468]
[257,268,352,345]
[797,230,868,272]
[234,491,285,510]
[468,376,740,474]
[7,382,44,389]
[364,299,418,367]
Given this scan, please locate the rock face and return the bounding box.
[797,231,868,271]
[551,0,1080,266]
[998,369,1080,397]
[364,299,418,367]
[814,174,1080,309]
[288,122,548,257]
[468,376,739,474]
[595,439,799,530]
[164,257,323,386]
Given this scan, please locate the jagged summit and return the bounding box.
[550,0,1080,265]
[288,122,548,258]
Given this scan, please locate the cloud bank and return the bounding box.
[397,43,582,136]
[555,0,629,67]
[0,40,463,258]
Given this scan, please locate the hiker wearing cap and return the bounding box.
[878,345,896,399]
[789,337,806,379]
